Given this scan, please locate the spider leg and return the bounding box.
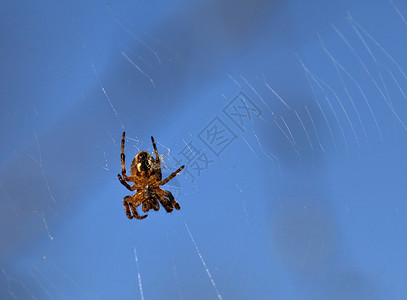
[120,131,130,180]
[117,174,136,191]
[142,201,151,213]
[124,195,147,220]
[150,198,160,211]
[159,165,185,185]
[123,198,133,219]
[158,189,181,210]
[130,202,147,220]
[157,194,173,213]
[151,136,162,180]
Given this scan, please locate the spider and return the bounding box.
[117,132,185,220]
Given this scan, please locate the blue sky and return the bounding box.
[1,0,407,299]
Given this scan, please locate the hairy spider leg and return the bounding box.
[120,131,130,180]
[150,198,160,211]
[142,201,151,213]
[151,136,162,180]
[123,199,133,219]
[117,174,136,191]
[158,188,180,210]
[159,165,185,185]
[124,196,147,220]
[130,202,147,220]
[157,194,174,213]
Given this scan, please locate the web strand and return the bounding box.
[133,246,145,300]
[182,217,223,300]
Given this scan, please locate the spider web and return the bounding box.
[1,0,407,299]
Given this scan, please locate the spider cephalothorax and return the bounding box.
[117,132,185,220]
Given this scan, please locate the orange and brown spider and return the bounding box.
[117,132,185,220]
